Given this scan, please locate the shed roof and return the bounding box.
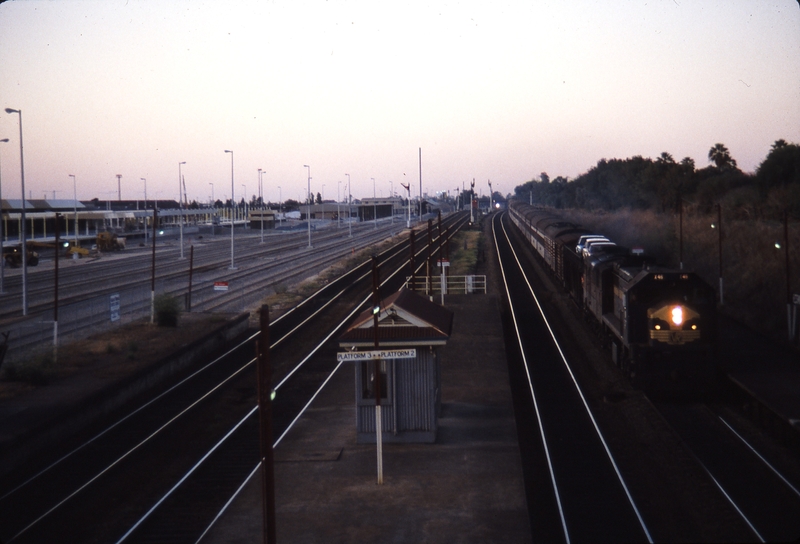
[339,288,453,347]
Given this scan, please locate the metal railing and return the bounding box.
[404,275,486,295]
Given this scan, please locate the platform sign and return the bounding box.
[437,259,450,267]
[109,293,120,322]
[214,281,229,291]
[337,348,416,362]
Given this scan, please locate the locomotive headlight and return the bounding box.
[671,306,684,326]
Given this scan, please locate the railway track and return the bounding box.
[492,212,651,542]
[0,212,468,543]
[494,210,800,542]
[0,219,414,363]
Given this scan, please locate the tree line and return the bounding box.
[514,140,800,219]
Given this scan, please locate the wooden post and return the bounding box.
[151,208,157,323]
[371,256,384,484]
[53,213,60,363]
[257,305,277,543]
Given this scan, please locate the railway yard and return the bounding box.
[1,210,799,543]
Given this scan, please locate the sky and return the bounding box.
[1,0,799,205]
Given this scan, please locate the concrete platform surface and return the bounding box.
[203,294,532,543]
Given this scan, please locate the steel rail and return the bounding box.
[492,213,569,542]
[495,212,653,543]
[115,221,447,542]
[190,217,467,541]
[718,415,800,499]
[1,214,465,541]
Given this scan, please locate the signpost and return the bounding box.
[109,293,120,323]
[437,259,449,304]
[336,349,416,362]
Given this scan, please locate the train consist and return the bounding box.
[508,200,717,387]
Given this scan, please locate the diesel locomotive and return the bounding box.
[508,200,717,387]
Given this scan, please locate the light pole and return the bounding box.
[372,177,377,229]
[337,180,341,229]
[69,175,78,245]
[401,182,411,229]
[141,178,148,241]
[242,184,247,230]
[225,150,236,269]
[178,161,186,258]
[116,174,122,201]
[5,108,27,315]
[258,169,264,243]
[304,164,312,248]
[711,204,723,305]
[0,137,8,295]
[389,180,393,224]
[775,212,795,341]
[277,185,282,226]
[345,173,352,238]
[209,182,215,235]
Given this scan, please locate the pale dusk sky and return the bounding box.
[1,0,798,204]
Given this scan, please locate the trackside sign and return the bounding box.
[337,349,417,362]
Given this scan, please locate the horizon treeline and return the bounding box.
[514,140,800,219]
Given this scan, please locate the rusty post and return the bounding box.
[54,213,60,363]
[371,256,384,484]
[257,305,277,543]
[427,219,433,296]
[409,229,416,291]
[187,245,194,312]
[150,208,157,324]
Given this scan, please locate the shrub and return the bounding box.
[2,354,53,385]
[153,294,180,327]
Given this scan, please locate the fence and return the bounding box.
[403,275,487,295]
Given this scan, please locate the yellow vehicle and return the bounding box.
[96,231,126,251]
[65,242,90,258]
[3,247,39,267]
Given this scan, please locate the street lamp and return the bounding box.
[304,164,312,248]
[225,150,236,269]
[345,173,352,238]
[258,169,264,243]
[241,184,247,230]
[69,175,78,245]
[178,161,186,259]
[711,204,723,305]
[775,212,795,341]
[372,177,377,230]
[5,108,27,315]
[209,182,215,235]
[0,137,8,295]
[141,177,147,241]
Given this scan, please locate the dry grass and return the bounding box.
[559,208,799,341]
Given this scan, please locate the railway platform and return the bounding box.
[718,315,800,447]
[203,293,532,543]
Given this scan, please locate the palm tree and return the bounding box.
[708,143,738,170]
[771,139,788,151]
[656,151,675,164]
